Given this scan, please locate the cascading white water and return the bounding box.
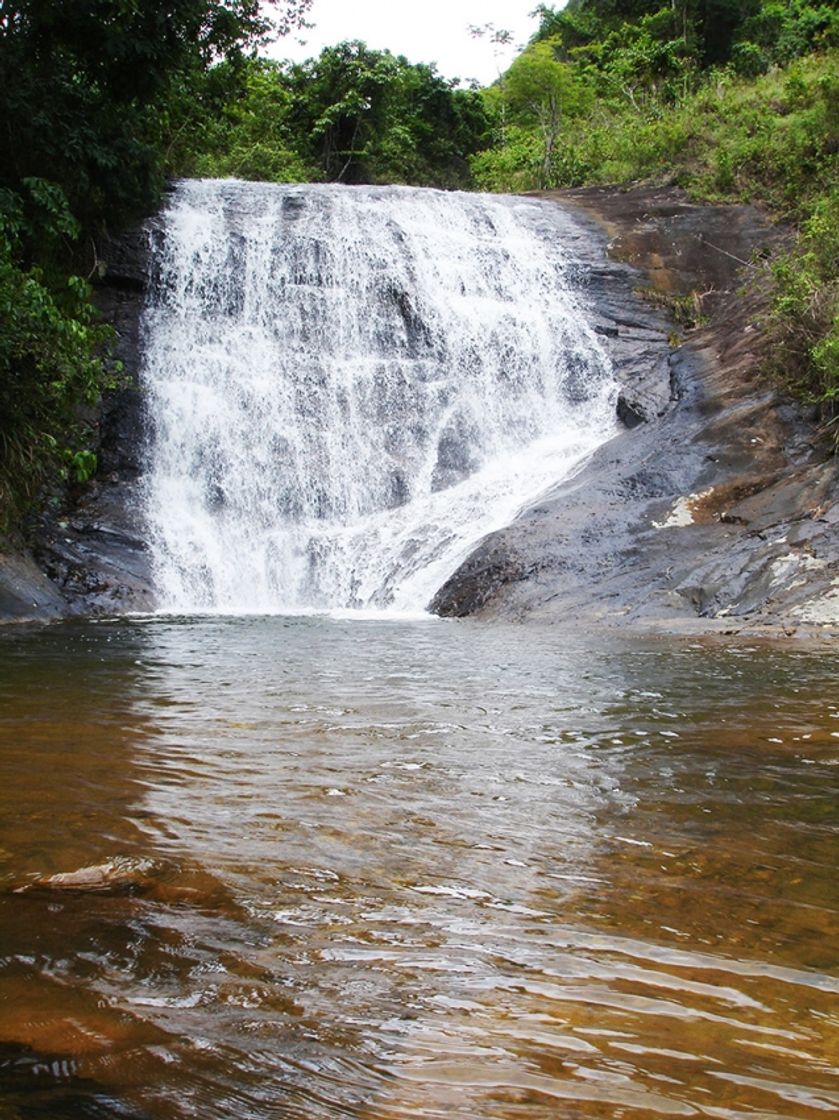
[141,180,618,614]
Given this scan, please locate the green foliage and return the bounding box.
[173,59,318,182]
[0,229,113,531]
[474,29,835,223]
[0,1,312,531]
[682,55,839,213]
[478,3,839,437]
[66,449,98,484]
[738,2,839,67]
[498,39,594,187]
[767,190,839,436]
[534,1,836,70]
[171,44,490,189]
[470,127,546,193]
[0,178,108,516]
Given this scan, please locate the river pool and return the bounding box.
[1,616,837,1118]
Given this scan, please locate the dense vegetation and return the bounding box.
[1,0,837,534]
[170,44,490,188]
[471,1,838,435]
[0,0,311,532]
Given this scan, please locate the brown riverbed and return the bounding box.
[1,616,838,1118]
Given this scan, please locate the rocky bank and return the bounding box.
[1,185,837,633]
[0,225,157,621]
[432,186,839,636]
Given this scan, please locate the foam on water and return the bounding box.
[141,180,617,612]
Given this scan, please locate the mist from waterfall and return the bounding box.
[141,180,617,614]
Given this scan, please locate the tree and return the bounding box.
[283,42,489,187]
[170,58,317,182]
[533,2,765,68]
[0,1,312,237]
[501,40,592,187]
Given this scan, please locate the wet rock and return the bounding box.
[33,480,154,616]
[0,551,69,622]
[616,391,647,429]
[148,866,236,910]
[12,856,240,914]
[432,186,839,633]
[15,857,164,896]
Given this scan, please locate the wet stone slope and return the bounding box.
[432,186,839,637]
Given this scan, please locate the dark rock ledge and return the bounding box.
[0,225,158,621]
[431,186,839,637]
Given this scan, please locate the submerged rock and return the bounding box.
[12,855,240,914]
[15,857,164,896]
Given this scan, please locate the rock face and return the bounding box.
[0,551,69,622]
[431,186,839,635]
[0,224,158,620]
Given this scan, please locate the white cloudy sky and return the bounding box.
[267,1,546,85]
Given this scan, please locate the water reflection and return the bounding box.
[1,618,838,1118]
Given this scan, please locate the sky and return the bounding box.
[267,1,545,86]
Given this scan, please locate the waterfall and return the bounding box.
[141,180,617,614]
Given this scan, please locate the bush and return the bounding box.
[0,186,114,533]
[767,189,839,435]
[470,127,544,193]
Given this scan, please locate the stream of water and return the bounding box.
[1,618,837,1119]
[141,182,616,613]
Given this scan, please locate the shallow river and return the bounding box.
[1,617,837,1119]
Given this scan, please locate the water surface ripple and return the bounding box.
[1,617,837,1118]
